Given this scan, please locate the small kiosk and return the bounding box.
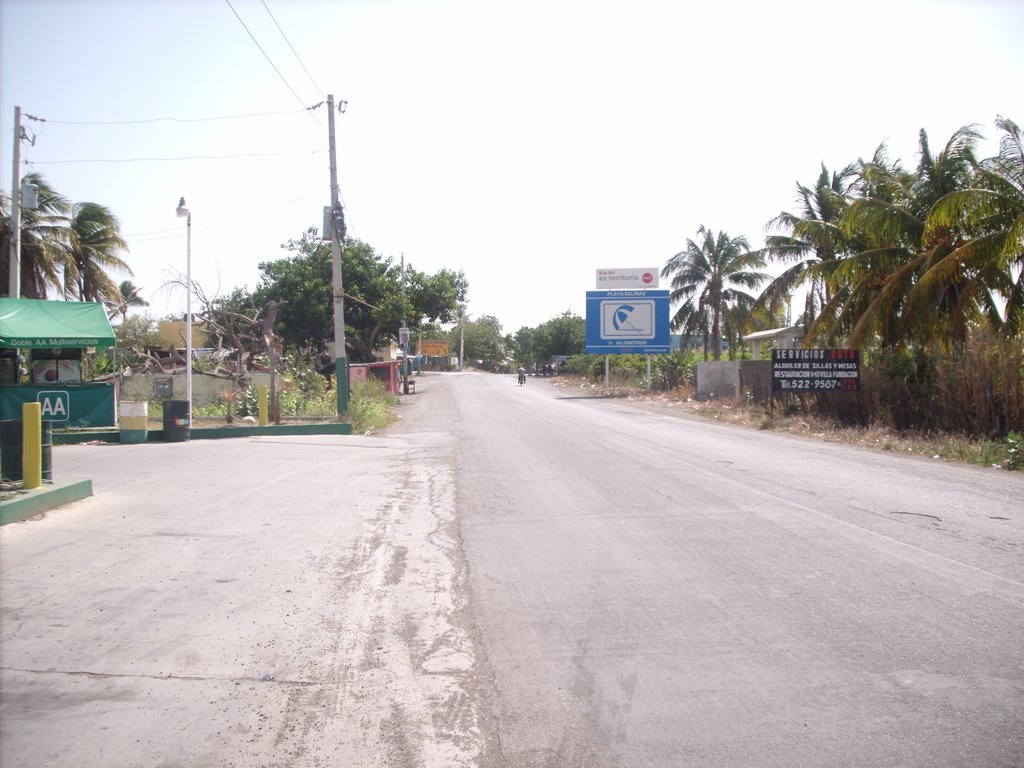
[0,297,117,427]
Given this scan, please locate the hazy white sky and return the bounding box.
[2,0,1021,334]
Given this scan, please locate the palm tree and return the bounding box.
[662,225,768,360]
[838,124,983,348]
[110,279,149,320]
[0,172,74,298]
[66,202,131,305]
[923,116,1024,338]
[750,164,858,333]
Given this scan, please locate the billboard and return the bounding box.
[772,349,860,392]
[420,340,449,357]
[585,290,670,354]
[596,268,660,290]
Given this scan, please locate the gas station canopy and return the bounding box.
[0,297,116,349]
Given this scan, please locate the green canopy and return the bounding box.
[0,297,116,349]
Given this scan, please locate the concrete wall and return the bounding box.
[695,360,772,402]
[695,361,739,401]
[119,372,273,407]
[118,362,402,407]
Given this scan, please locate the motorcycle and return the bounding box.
[517,370,526,385]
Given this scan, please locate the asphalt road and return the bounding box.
[2,371,1022,767]
[445,372,1024,768]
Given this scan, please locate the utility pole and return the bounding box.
[327,94,349,415]
[400,253,410,394]
[8,106,22,298]
[458,306,467,371]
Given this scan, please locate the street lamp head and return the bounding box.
[176,197,189,218]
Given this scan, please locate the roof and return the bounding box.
[0,297,116,349]
[742,326,803,342]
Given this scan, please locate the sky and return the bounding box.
[2,0,1022,336]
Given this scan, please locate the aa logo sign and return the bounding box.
[38,390,71,422]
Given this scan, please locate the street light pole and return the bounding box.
[176,197,193,419]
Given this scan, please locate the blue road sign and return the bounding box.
[585,290,671,354]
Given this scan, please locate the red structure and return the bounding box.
[348,361,401,394]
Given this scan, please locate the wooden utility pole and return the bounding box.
[327,94,349,415]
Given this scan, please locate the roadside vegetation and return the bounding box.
[551,372,1023,472]
[139,373,395,435]
[3,115,1020,465]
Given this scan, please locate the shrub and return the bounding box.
[347,379,398,433]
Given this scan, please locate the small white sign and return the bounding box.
[38,390,71,422]
[596,268,659,290]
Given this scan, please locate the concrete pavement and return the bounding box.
[0,405,492,767]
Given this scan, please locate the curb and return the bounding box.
[0,479,93,525]
[52,422,353,445]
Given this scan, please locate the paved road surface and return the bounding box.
[1,416,489,767]
[446,372,1024,767]
[2,371,1022,767]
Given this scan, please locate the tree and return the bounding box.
[662,226,767,360]
[112,279,149,320]
[509,326,535,366]
[0,172,74,298]
[113,314,162,368]
[254,228,467,362]
[530,312,585,365]
[838,125,984,348]
[455,314,507,370]
[924,116,1024,338]
[66,202,131,305]
[751,164,857,333]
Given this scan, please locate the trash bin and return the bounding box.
[120,400,149,444]
[162,400,190,442]
[0,419,53,481]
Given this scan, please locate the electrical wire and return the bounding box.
[29,149,324,165]
[26,109,312,126]
[124,192,322,241]
[224,0,324,130]
[261,0,325,99]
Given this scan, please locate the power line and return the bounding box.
[124,192,322,240]
[261,0,325,99]
[26,108,312,126]
[224,0,324,130]
[29,149,325,165]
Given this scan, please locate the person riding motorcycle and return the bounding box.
[517,366,526,385]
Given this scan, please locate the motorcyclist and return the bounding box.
[517,366,526,385]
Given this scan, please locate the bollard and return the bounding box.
[259,385,269,427]
[21,402,42,489]
[119,400,149,444]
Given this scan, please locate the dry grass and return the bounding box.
[549,377,1023,472]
